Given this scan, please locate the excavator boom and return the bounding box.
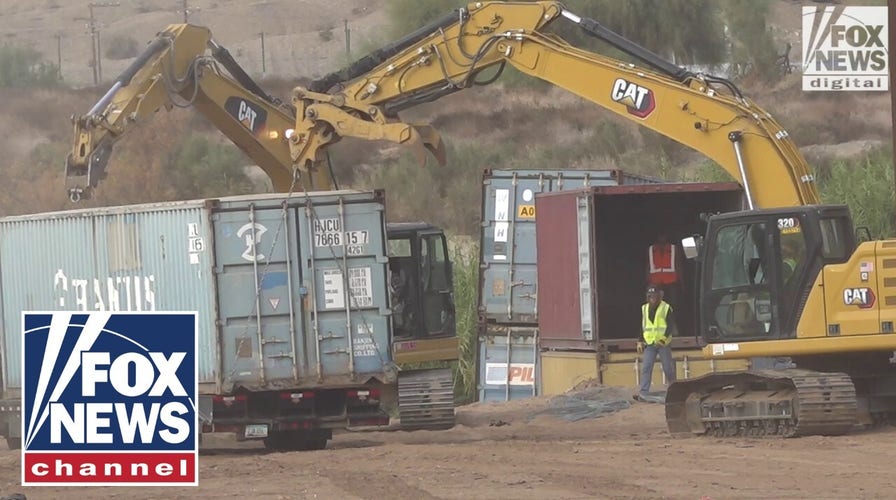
[295,1,820,209]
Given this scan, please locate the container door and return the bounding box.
[480,174,550,324]
[477,325,538,402]
[534,190,598,350]
[214,204,304,391]
[297,199,392,382]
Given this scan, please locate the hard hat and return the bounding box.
[646,285,660,295]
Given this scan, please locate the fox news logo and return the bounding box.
[802,6,888,91]
[21,312,198,486]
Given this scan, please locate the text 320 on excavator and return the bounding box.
[64,1,896,438]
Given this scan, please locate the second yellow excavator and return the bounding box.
[65,1,896,438]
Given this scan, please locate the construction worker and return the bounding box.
[389,260,410,332]
[647,233,682,308]
[636,285,676,400]
[780,235,803,285]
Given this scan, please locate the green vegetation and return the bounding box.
[0,44,60,87]
[819,145,895,239]
[449,240,480,403]
[169,135,256,199]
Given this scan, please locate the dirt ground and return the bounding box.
[0,385,893,500]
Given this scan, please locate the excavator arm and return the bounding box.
[292,1,820,209]
[65,24,445,201]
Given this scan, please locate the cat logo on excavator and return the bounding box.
[610,78,656,119]
[224,97,268,135]
[843,287,875,308]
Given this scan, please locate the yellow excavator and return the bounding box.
[66,1,896,438]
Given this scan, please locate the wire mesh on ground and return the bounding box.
[526,386,634,422]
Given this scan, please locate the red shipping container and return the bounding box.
[535,182,745,352]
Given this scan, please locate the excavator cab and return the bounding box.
[694,205,856,344]
[386,223,457,346]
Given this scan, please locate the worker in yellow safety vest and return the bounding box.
[636,285,676,400]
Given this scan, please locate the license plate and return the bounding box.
[244,424,268,438]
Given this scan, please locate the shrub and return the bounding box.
[0,44,60,88]
[104,35,140,61]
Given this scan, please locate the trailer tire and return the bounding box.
[6,437,20,450]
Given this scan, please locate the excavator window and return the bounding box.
[711,222,769,289]
[819,217,851,261]
[705,221,776,341]
[419,233,455,338]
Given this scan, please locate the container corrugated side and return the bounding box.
[210,189,394,393]
[0,200,219,396]
[477,324,538,402]
[478,169,663,325]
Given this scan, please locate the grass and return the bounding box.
[818,145,895,239]
[448,239,480,404]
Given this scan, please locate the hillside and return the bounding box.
[0,0,388,87]
[0,0,891,236]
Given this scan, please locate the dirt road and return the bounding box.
[1,387,893,500]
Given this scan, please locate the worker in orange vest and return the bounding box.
[647,233,682,309]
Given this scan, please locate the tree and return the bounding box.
[555,0,727,66]
[719,0,781,82]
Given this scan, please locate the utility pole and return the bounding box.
[85,2,120,85]
[55,34,62,80]
[344,19,351,63]
[178,0,200,23]
[260,32,266,73]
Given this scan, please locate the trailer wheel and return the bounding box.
[6,437,20,450]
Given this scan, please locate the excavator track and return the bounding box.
[397,368,456,431]
[665,369,857,438]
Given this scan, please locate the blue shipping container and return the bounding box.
[0,190,394,397]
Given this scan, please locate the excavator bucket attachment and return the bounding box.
[64,136,112,202]
[410,124,447,167]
